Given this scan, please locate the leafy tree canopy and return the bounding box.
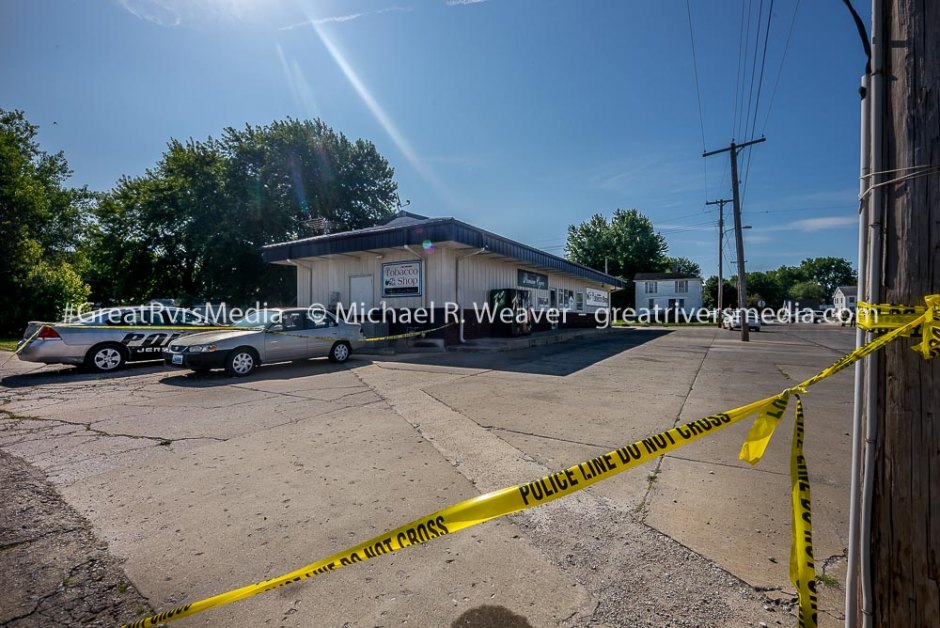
[565,208,667,280]
[0,109,90,334]
[661,256,701,277]
[85,118,398,306]
[787,280,827,303]
[796,257,856,296]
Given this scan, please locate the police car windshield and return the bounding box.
[231,310,280,328]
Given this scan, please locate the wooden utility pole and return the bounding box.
[865,1,940,625]
[707,198,732,323]
[703,138,765,341]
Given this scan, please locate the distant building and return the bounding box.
[262,211,624,343]
[833,286,858,311]
[633,273,703,314]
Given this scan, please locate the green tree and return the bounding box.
[703,275,737,309]
[787,280,827,302]
[661,256,701,277]
[86,118,398,306]
[796,257,856,298]
[0,109,90,334]
[745,271,785,308]
[566,208,668,280]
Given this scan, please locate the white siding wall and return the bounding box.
[634,280,704,312]
[294,247,451,310]
[457,254,609,314]
[292,244,611,314]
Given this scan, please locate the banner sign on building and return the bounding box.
[382,260,422,297]
[517,269,548,291]
[586,288,609,308]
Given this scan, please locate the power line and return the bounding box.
[742,0,765,147]
[749,0,775,142]
[742,0,775,200]
[735,0,755,140]
[761,0,801,133]
[731,1,748,139]
[685,0,707,151]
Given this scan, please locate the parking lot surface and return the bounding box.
[0,324,856,627]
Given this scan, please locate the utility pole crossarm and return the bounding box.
[702,136,766,157]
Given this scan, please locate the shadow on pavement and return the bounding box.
[374,328,671,377]
[3,329,670,388]
[0,360,166,388]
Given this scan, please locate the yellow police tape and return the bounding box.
[120,297,937,627]
[271,321,454,344]
[857,294,940,359]
[0,326,44,368]
[790,397,817,628]
[121,296,940,628]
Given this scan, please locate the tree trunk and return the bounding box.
[872,0,940,625]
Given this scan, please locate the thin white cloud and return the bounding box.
[446,0,488,5]
[744,234,772,244]
[747,215,857,234]
[786,216,857,231]
[118,0,181,26]
[118,0,261,26]
[280,6,412,30]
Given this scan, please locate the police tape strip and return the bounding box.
[268,322,454,344]
[121,395,777,628]
[122,297,940,628]
[0,326,44,368]
[856,295,940,360]
[790,397,817,628]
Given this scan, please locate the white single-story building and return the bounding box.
[633,272,704,314]
[833,285,858,311]
[262,212,625,343]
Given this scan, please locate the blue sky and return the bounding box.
[1,0,870,277]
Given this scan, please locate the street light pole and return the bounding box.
[703,137,766,341]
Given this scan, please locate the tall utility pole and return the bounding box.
[703,137,765,341]
[706,198,732,322]
[859,1,940,625]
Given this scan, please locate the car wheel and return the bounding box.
[225,348,257,377]
[328,341,351,363]
[85,343,127,373]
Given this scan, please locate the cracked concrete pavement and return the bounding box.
[0,325,855,626]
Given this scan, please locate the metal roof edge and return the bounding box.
[262,217,625,288]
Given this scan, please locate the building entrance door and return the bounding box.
[350,275,374,316]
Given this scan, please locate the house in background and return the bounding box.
[833,285,858,312]
[633,272,703,314]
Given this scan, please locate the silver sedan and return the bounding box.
[163,308,365,376]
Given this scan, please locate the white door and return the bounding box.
[350,275,374,314]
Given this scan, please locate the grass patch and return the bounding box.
[816,573,839,588]
[0,339,19,352]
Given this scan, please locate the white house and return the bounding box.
[633,273,704,314]
[833,285,858,311]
